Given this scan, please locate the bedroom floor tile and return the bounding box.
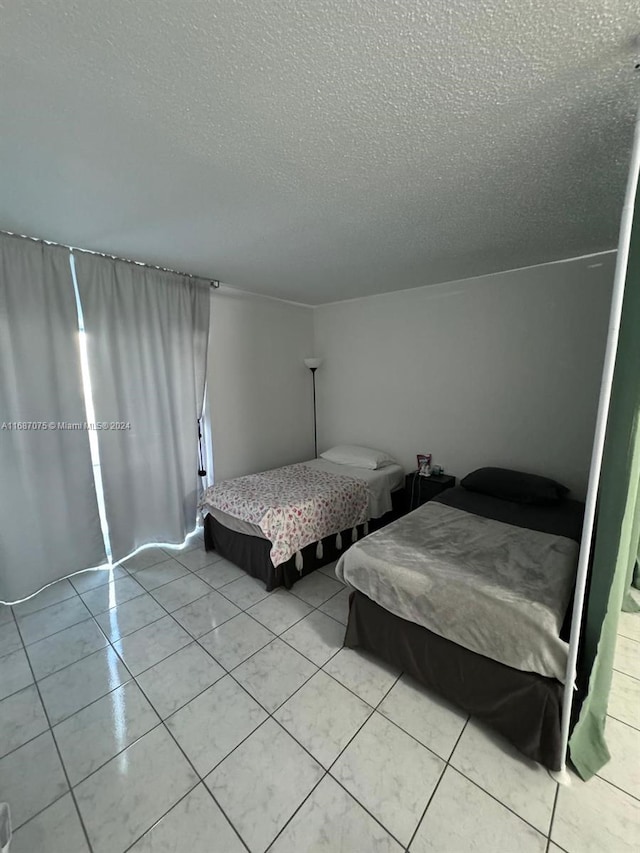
[52,680,159,785]
[120,546,172,572]
[206,718,324,852]
[219,574,273,610]
[112,615,191,676]
[0,646,33,701]
[281,609,346,665]
[331,711,445,846]
[378,673,468,761]
[195,558,246,588]
[26,617,108,679]
[614,634,640,681]
[10,792,89,853]
[136,642,225,718]
[608,669,640,729]
[290,570,344,607]
[597,715,640,798]
[12,578,77,617]
[618,611,640,643]
[7,563,640,853]
[166,675,267,776]
[129,559,190,591]
[318,587,352,625]
[317,560,339,578]
[128,784,244,853]
[199,612,275,670]
[149,573,212,612]
[68,565,128,595]
[274,670,373,768]
[94,593,166,643]
[0,683,48,758]
[0,731,69,829]
[74,724,198,853]
[551,772,640,853]
[0,620,22,656]
[270,774,402,853]
[323,647,400,707]
[172,589,241,637]
[38,646,131,725]
[450,719,557,834]
[232,638,317,712]
[78,574,145,616]
[247,589,313,634]
[410,767,546,853]
[16,595,90,646]
[173,546,223,572]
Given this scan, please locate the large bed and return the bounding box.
[201,452,405,591]
[335,471,585,770]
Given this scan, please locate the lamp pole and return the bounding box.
[310,367,318,458]
[304,358,323,458]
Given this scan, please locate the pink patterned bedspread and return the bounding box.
[199,463,370,567]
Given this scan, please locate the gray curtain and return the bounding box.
[0,234,106,602]
[73,253,210,562]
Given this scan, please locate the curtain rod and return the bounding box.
[0,229,220,288]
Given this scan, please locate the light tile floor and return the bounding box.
[1,535,639,852]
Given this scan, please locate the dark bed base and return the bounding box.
[204,492,403,591]
[345,589,565,770]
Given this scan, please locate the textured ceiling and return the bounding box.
[1,1,638,304]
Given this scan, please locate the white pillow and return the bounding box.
[320,444,396,470]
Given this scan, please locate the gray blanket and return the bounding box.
[335,502,579,681]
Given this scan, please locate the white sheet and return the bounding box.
[303,459,404,518]
[207,459,404,540]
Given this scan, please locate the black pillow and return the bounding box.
[460,467,569,505]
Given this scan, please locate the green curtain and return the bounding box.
[622,489,640,613]
[569,184,640,780]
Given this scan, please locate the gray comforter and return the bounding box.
[335,502,579,681]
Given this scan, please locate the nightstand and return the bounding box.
[405,472,456,511]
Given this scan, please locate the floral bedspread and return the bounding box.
[199,463,370,567]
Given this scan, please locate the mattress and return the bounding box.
[335,498,580,681]
[207,459,404,540]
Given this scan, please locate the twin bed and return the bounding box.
[201,448,404,590]
[200,451,583,770]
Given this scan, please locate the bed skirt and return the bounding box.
[344,589,565,770]
[203,492,403,591]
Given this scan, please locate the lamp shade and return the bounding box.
[304,358,323,369]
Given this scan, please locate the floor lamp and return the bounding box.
[304,358,322,457]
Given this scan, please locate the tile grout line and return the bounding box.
[404,710,470,851]
[103,587,264,853]
[447,764,553,842]
[85,564,314,850]
[81,564,254,853]
[593,772,640,804]
[611,665,640,684]
[7,561,409,850]
[265,668,406,851]
[99,565,391,850]
[8,607,97,853]
[546,784,560,852]
[606,712,640,733]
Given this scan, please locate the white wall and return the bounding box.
[313,254,615,498]
[206,287,315,481]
